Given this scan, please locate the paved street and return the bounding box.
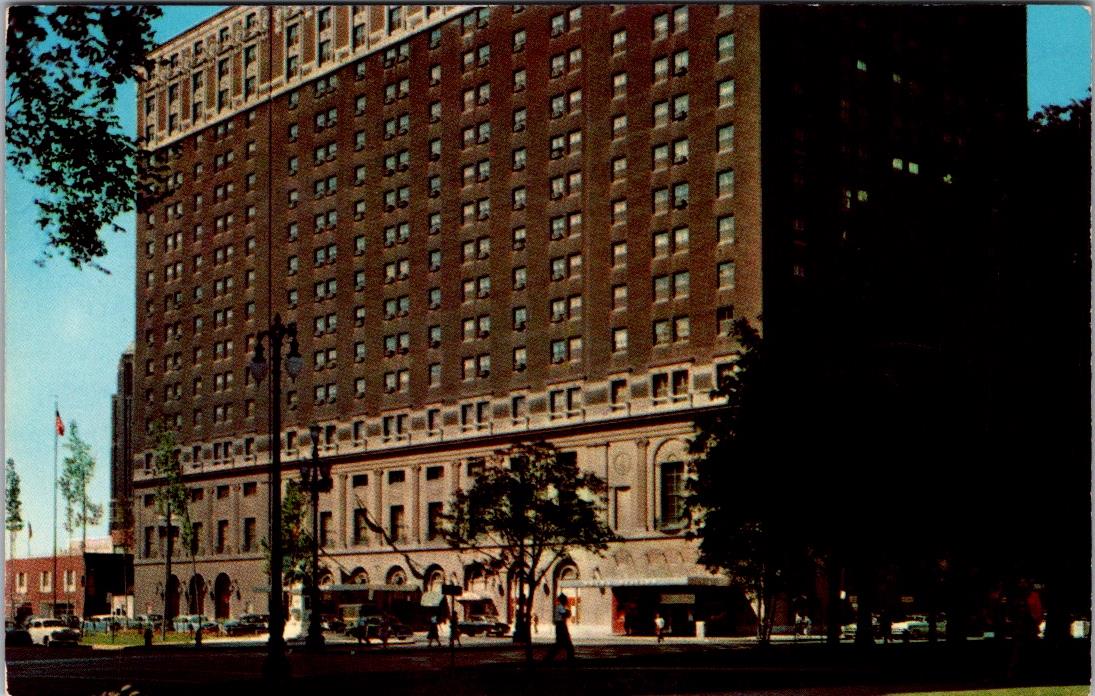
[6,635,1089,696]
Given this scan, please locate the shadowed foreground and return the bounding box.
[7,637,1090,696]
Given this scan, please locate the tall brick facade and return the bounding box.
[128,5,1025,635]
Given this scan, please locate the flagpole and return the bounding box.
[53,398,58,619]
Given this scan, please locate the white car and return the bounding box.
[892,615,947,639]
[26,618,81,646]
[173,614,218,633]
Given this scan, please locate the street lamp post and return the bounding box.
[249,314,302,678]
[301,423,333,650]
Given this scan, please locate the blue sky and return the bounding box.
[4,5,1091,558]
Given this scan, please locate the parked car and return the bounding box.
[173,614,218,633]
[892,615,947,640]
[458,615,511,638]
[322,617,346,633]
[222,614,269,636]
[26,618,81,646]
[6,621,32,647]
[134,614,164,630]
[841,615,879,639]
[83,615,117,633]
[346,615,413,642]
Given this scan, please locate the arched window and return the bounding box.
[386,566,408,586]
[348,567,369,585]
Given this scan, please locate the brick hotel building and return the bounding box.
[130,5,1024,634]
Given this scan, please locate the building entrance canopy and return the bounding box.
[560,575,730,589]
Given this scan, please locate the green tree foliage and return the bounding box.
[262,480,312,586]
[1005,95,1092,642]
[442,442,614,660]
[7,458,25,558]
[58,423,104,550]
[6,5,162,270]
[149,426,196,570]
[688,320,817,642]
[149,425,191,634]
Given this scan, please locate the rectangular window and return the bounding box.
[717,33,735,62]
[427,501,445,540]
[390,505,405,542]
[718,261,736,289]
[242,517,256,551]
[718,169,735,198]
[353,509,370,545]
[719,79,736,108]
[718,124,735,152]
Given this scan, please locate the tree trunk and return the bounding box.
[81,472,87,554]
[522,588,535,665]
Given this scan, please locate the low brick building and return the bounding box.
[6,554,85,622]
[6,551,134,624]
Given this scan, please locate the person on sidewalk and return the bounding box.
[654,613,667,643]
[426,613,442,648]
[544,593,575,662]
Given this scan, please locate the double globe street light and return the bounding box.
[249,314,302,678]
[301,424,333,650]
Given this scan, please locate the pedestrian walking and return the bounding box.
[880,609,893,644]
[426,614,442,647]
[654,613,667,643]
[544,593,575,662]
[449,617,462,647]
[531,612,539,635]
[379,616,391,649]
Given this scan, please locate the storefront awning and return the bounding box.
[253,583,418,594]
[559,575,731,589]
[326,583,419,593]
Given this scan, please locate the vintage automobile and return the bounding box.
[458,614,511,638]
[173,614,219,634]
[345,615,413,642]
[221,614,269,636]
[83,615,118,633]
[133,614,164,630]
[891,614,947,640]
[6,621,32,646]
[26,617,81,646]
